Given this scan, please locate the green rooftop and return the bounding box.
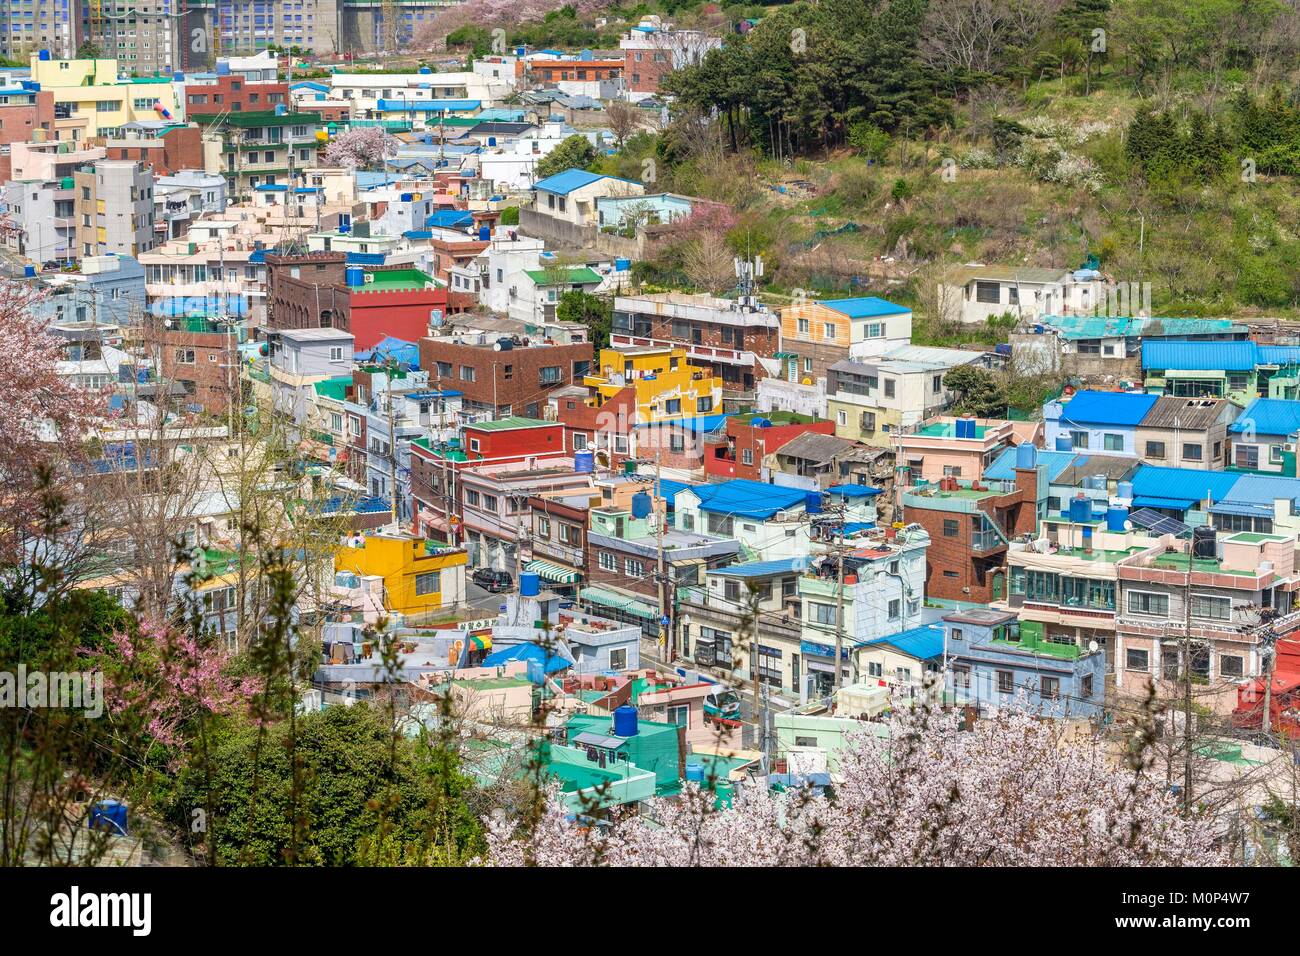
[411,436,469,461]
[192,110,323,128]
[353,267,436,293]
[525,267,603,286]
[312,375,353,401]
[1150,553,1255,576]
[469,416,553,431]
[734,410,819,425]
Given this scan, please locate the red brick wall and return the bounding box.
[705,419,836,480]
[0,92,54,147]
[624,50,674,94]
[464,422,565,459]
[418,337,593,417]
[160,330,234,416]
[185,77,289,116]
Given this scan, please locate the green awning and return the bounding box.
[579,586,658,620]
[526,559,581,584]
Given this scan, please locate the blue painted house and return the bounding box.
[1044,389,1159,456]
[942,608,1105,720]
[1228,398,1300,473]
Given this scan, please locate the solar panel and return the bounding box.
[1127,507,1190,537]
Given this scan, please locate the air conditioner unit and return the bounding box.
[363,274,375,284]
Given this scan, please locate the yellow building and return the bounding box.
[583,345,723,423]
[335,533,468,616]
[31,55,180,143]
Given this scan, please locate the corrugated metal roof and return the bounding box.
[532,168,641,195]
[1057,390,1159,426]
[1229,398,1300,436]
[1055,454,1140,485]
[686,479,809,520]
[1140,396,1237,430]
[1218,474,1300,507]
[862,623,945,661]
[1142,340,1259,371]
[1041,315,1241,340]
[1130,465,1242,505]
[1259,345,1300,366]
[983,447,1077,482]
[713,557,809,578]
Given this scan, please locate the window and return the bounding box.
[943,465,962,477]
[414,571,441,595]
[797,318,809,334]
[943,519,959,537]
[697,397,713,413]
[741,448,753,465]
[608,648,627,671]
[1146,440,1166,459]
[1271,444,1284,464]
[1126,647,1150,671]
[539,366,562,384]
[174,348,195,364]
[884,379,896,399]
[868,661,883,678]
[664,399,681,415]
[1081,674,1094,698]
[1070,431,1089,449]
[997,670,1014,694]
[1235,445,1260,469]
[560,523,580,546]
[670,434,685,453]
[482,494,498,512]
[1183,443,1203,462]
[459,365,476,382]
[795,736,818,747]
[1103,433,1124,451]
[952,666,971,689]
[974,281,1000,304]
[1040,676,1060,700]
[1128,591,1168,616]
[536,516,551,539]
[625,558,644,576]
[329,346,343,361]
[933,374,943,392]
[1220,655,1244,678]
[809,602,836,625]
[469,438,480,453]
[1191,594,1231,621]
[888,599,900,620]
[823,322,835,340]
[599,551,616,572]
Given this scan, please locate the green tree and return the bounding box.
[535,134,599,180]
[943,365,1008,417]
[557,290,612,351]
[499,206,520,226]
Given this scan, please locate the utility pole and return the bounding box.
[656,446,669,662]
[385,360,399,529]
[833,506,847,693]
[1262,630,1276,736]
[1182,531,1194,814]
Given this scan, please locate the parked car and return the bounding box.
[472,568,513,592]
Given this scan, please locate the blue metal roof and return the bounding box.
[826,484,883,497]
[1229,398,1300,436]
[1130,466,1242,507]
[713,557,810,578]
[654,478,694,508]
[345,252,386,265]
[532,168,639,195]
[862,624,945,661]
[632,414,729,433]
[1057,390,1159,427]
[815,296,910,319]
[1039,315,1241,340]
[1142,340,1259,371]
[984,447,1077,483]
[1259,345,1300,366]
[686,479,810,521]
[1218,474,1300,508]
[376,98,480,112]
[426,209,474,229]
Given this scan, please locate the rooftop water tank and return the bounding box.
[1117,480,1134,499]
[345,266,365,288]
[493,338,513,351]
[614,257,631,272]
[400,192,413,202]
[1015,443,1038,470]
[1193,525,1217,558]
[1069,495,1091,523]
[574,450,594,474]
[478,225,491,241]
[631,491,652,519]
[88,799,128,835]
[1055,435,1072,452]
[613,704,638,738]
[419,66,432,75]
[520,571,540,596]
[487,136,496,147]
[955,417,977,439]
[1106,506,1129,532]
[685,763,705,783]
[805,490,822,514]
[38,49,51,61]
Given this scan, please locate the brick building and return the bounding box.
[418,334,593,419]
[612,292,777,408]
[105,126,204,176]
[550,384,636,467]
[267,252,474,350]
[159,320,239,416]
[183,75,289,117]
[900,465,1039,604]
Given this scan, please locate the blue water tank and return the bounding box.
[1106,506,1129,532]
[574,450,594,473]
[172,71,185,81]
[520,571,540,596]
[955,417,977,439]
[613,704,639,738]
[38,49,51,61]
[23,264,36,277]
[614,257,631,272]
[89,799,128,835]
[419,66,432,74]
[345,266,365,288]
[1055,435,1073,452]
[631,491,652,519]
[487,135,497,147]
[400,192,413,202]
[1069,495,1091,523]
[685,763,705,783]
[478,225,491,241]
[1082,526,1094,548]
[751,418,771,429]
[216,61,231,75]
[1117,481,1134,499]
[274,103,287,115]
[805,491,822,514]
[1016,443,1038,469]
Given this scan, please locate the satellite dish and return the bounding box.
[1088,640,1099,654]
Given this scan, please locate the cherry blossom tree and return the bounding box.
[321,127,399,171]
[484,705,1226,866]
